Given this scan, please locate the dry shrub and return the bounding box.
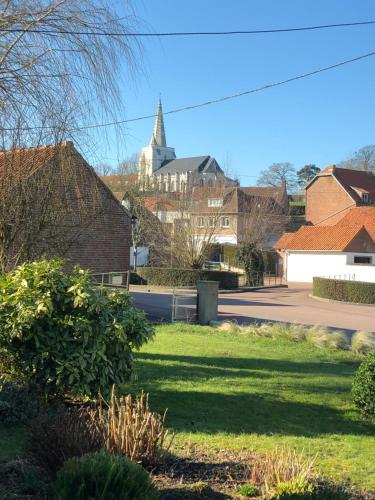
[306,326,349,350]
[352,331,375,355]
[99,388,174,466]
[27,407,103,479]
[247,448,317,495]
[216,321,240,333]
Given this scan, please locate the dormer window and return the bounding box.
[208,198,223,207]
[362,193,369,203]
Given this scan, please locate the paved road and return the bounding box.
[131,283,375,333]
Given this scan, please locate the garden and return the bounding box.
[0,260,374,499]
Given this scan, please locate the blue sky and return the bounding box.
[91,0,375,184]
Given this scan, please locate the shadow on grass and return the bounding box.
[132,353,374,438]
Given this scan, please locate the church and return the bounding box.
[138,99,237,192]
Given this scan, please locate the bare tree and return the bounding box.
[0,0,141,271]
[257,162,297,193]
[339,145,375,172]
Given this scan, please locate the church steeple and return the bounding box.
[150,98,167,147]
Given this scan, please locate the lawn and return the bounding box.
[130,324,375,491]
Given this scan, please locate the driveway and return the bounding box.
[131,283,375,333]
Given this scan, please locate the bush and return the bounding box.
[271,478,313,498]
[27,407,103,479]
[351,331,375,355]
[100,388,173,466]
[135,267,240,289]
[53,451,157,500]
[313,277,375,304]
[0,259,154,398]
[0,381,44,424]
[352,352,375,417]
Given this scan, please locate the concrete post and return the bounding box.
[197,280,219,325]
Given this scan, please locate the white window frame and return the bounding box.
[208,216,216,228]
[221,216,230,228]
[197,216,205,228]
[353,255,372,265]
[208,198,223,207]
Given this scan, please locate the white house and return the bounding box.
[275,207,375,283]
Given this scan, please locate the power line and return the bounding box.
[2,20,375,37]
[3,48,375,133]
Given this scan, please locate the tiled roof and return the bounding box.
[309,165,375,203]
[143,196,176,212]
[275,206,375,251]
[0,142,70,181]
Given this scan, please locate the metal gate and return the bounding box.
[91,271,130,290]
[172,287,197,323]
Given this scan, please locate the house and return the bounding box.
[138,99,237,192]
[0,142,131,274]
[189,184,289,247]
[306,165,375,225]
[275,207,375,283]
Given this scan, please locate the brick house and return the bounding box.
[0,142,131,273]
[275,207,375,282]
[306,165,375,225]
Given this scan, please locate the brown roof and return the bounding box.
[275,206,375,251]
[0,142,70,181]
[143,196,176,212]
[308,165,375,203]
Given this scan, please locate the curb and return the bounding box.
[219,284,288,294]
[309,294,375,307]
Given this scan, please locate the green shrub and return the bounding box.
[53,451,157,500]
[313,277,375,304]
[0,259,154,398]
[271,478,313,498]
[0,381,44,424]
[135,267,239,289]
[238,483,259,497]
[352,352,375,417]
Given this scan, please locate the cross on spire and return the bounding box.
[150,98,167,147]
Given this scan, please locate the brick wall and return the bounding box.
[306,176,356,226]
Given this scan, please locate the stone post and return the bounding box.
[197,280,219,325]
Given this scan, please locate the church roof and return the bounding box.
[154,156,211,175]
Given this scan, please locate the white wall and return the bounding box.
[286,251,375,283]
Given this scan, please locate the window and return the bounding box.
[221,216,230,228]
[362,193,369,203]
[354,256,372,264]
[208,198,223,207]
[197,216,204,228]
[208,217,215,227]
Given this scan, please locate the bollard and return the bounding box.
[197,280,219,325]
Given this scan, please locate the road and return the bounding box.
[130,283,375,333]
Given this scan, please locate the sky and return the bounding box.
[89,0,375,184]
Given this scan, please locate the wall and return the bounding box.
[306,176,355,225]
[286,251,375,283]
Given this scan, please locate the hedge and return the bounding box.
[313,277,375,304]
[132,267,240,289]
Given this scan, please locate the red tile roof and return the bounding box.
[308,165,375,203]
[274,206,375,251]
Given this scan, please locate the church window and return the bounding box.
[208,198,223,207]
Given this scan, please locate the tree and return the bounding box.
[340,145,375,172]
[297,164,321,189]
[257,162,297,193]
[0,1,140,271]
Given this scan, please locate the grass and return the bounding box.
[129,324,375,491]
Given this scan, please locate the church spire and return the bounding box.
[150,98,167,147]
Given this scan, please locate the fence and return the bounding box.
[91,271,130,290]
[239,271,284,288]
[172,286,197,323]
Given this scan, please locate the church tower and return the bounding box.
[138,99,176,184]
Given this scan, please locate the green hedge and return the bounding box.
[133,267,240,289]
[313,277,375,304]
